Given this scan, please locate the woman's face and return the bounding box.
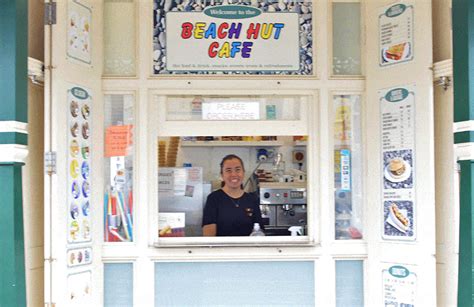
[221,158,244,190]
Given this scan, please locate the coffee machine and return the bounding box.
[259,182,307,236]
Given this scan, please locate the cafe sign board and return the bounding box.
[165,5,300,72]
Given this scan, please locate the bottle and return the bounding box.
[288,226,303,236]
[249,223,265,236]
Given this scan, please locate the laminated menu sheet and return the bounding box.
[379,3,414,67]
[67,85,93,244]
[379,85,416,241]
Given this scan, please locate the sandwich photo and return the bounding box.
[384,43,407,61]
[388,158,406,177]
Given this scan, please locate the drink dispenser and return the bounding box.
[259,182,307,236]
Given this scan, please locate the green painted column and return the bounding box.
[453,0,474,306]
[0,0,28,307]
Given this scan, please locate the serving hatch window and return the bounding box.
[157,135,308,239]
[152,93,315,245]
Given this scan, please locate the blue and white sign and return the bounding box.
[379,3,414,67]
[380,85,416,241]
[382,264,417,306]
[340,149,351,192]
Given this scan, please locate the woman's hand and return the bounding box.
[203,224,217,236]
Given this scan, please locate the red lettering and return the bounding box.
[246,23,260,39]
[217,23,229,39]
[181,22,193,39]
[208,42,219,58]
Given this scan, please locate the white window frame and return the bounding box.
[148,89,320,247]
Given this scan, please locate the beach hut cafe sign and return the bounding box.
[165,5,300,72]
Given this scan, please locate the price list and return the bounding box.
[380,85,416,241]
[382,264,417,307]
[379,3,414,66]
[381,96,414,151]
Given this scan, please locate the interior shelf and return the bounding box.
[294,141,307,146]
[180,141,283,147]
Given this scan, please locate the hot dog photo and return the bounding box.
[384,200,413,238]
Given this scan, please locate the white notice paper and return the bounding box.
[202,101,260,120]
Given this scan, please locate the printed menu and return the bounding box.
[380,85,416,240]
[67,86,92,244]
[379,3,414,67]
[67,0,92,65]
[382,264,417,306]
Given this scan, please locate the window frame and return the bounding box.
[148,89,320,247]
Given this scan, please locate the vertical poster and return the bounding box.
[68,86,92,244]
[382,264,417,306]
[334,95,357,146]
[379,3,414,67]
[67,0,92,65]
[380,86,416,240]
[67,271,92,305]
[153,0,313,75]
[334,95,363,240]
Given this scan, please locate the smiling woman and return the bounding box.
[202,154,262,236]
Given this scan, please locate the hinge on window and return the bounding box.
[44,151,57,175]
[44,2,57,25]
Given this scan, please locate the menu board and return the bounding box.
[379,3,414,67]
[67,86,92,244]
[379,85,416,240]
[382,264,417,306]
[67,0,92,65]
[67,270,92,305]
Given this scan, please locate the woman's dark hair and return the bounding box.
[220,154,245,188]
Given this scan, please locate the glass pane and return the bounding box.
[104,263,133,307]
[155,261,315,306]
[334,95,363,240]
[157,136,308,237]
[165,95,302,121]
[104,0,136,76]
[332,2,361,75]
[336,260,364,307]
[104,94,134,242]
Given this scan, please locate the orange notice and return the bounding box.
[105,125,133,157]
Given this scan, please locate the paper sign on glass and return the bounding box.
[202,101,260,120]
[105,125,133,157]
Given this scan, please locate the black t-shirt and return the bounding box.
[202,189,262,236]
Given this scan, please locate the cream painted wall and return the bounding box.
[24,1,44,306]
[432,1,457,307]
